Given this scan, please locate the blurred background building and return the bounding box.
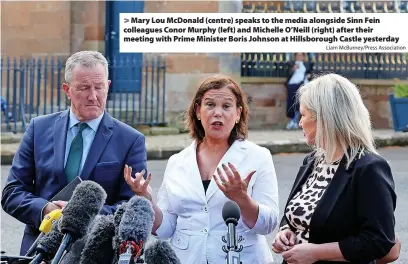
[1,0,407,133]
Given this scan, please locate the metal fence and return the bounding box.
[241,53,408,80]
[0,55,166,133]
[242,1,408,13]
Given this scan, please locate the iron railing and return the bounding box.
[241,53,408,79]
[0,55,166,133]
[242,1,408,13]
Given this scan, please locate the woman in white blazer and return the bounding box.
[125,75,280,264]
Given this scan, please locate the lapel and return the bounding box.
[182,140,248,203]
[54,110,70,186]
[182,142,206,203]
[80,111,114,180]
[286,152,316,207]
[310,152,355,236]
[206,140,248,201]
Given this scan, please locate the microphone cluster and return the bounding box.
[1,181,181,264]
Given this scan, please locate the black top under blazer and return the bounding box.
[280,150,397,264]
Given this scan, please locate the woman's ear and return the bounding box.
[195,103,201,119]
[237,106,242,117]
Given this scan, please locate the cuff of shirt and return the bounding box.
[242,203,277,235]
[153,214,175,240]
[40,202,50,224]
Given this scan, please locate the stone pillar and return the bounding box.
[70,1,106,53]
[144,1,244,126]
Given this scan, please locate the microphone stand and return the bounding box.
[222,217,243,264]
[0,254,34,264]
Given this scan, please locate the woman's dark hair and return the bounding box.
[184,75,249,145]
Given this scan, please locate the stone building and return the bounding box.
[1,1,407,130]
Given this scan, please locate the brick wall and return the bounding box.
[1,1,105,58]
[144,1,242,126]
[1,1,71,58]
[3,1,397,130]
[241,78,403,129]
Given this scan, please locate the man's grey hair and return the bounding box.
[297,73,377,168]
[64,50,109,83]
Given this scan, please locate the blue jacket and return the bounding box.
[1,110,147,255]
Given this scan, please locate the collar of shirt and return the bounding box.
[68,109,104,132]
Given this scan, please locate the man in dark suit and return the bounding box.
[1,50,147,255]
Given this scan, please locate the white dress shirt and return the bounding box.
[154,140,279,264]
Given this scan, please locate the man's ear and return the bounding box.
[107,80,111,92]
[62,83,70,99]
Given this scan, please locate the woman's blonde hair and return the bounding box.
[297,73,377,167]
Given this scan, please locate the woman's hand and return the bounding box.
[272,229,297,253]
[213,162,255,203]
[282,243,319,264]
[124,164,153,200]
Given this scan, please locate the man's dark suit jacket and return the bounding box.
[1,110,147,255]
[280,150,397,264]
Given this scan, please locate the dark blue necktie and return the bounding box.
[65,122,88,182]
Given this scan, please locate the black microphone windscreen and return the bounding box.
[144,240,181,264]
[58,180,107,237]
[119,195,154,244]
[222,200,241,223]
[58,235,87,264]
[79,214,115,264]
[36,221,64,257]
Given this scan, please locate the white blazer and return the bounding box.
[154,139,279,264]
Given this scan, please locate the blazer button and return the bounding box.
[204,206,208,212]
[203,228,208,234]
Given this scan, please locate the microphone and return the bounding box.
[113,201,129,252]
[58,236,87,264]
[50,181,107,264]
[117,195,154,264]
[144,240,181,264]
[221,200,243,264]
[29,221,64,264]
[78,214,116,264]
[25,209,63,256]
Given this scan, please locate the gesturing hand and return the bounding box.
[213,162,256,202]
[124,164,153,201]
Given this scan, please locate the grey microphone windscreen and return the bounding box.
[144,240,181,264]
[79,214,116,264]
[58,235,87,264]
[36,221,64,259]
[118,195,154,244]
[58,180,107,238]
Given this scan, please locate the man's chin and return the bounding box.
[83,111,103,120]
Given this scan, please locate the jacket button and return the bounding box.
[204,206,208,212]
[203,229,208,233]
